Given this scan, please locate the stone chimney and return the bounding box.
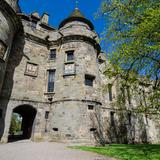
[41,13,49,24]
[31,12,40,19]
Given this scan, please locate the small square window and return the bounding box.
[0,109,2,118]
[88,105,94,110]
[45,111,49,119]
[66,51,74,61]
[49,49,56,60]
[85,75,95,87]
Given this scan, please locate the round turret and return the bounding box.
[59,8,98,40]
[48,8,102,144]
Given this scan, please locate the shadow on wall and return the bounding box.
[0,30,25,140]
[90,110,149,145]
[89,84,150,145]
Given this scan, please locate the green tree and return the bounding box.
[99,0,160,114]
[9,113,22,135]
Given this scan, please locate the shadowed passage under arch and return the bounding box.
[8,105,37,142]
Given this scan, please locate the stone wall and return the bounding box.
[0,0,20,94]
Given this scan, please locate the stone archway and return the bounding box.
[8,105,37,142]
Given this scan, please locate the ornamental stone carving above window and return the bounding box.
[0,40,7,59]
[25,62,38,77]
[64,63,75,75]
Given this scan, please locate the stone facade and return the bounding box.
[0,1,159,144]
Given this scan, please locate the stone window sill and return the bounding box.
[44,92,55,95]
[64,61,75,64]
[63,73,76,77]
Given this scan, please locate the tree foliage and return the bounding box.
[99,0,160,114]
[9,113,22,135]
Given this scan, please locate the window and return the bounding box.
[47,70,55,92]
[49,49,56,60]
[0,40,7,59]
[127,86,131,104]
[0,109,2,118]
[66,50,74,61]
[108,84,112,101]
[128,113,132,125]
[88,105,94,110]
[31,21,37,29]
[90,128,97,132]
[85,75,95,87]
[110,111,115,125]
[53,128,58,131]
[45,111,49,119]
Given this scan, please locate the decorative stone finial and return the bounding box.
[75,0,79,9]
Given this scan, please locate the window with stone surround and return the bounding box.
[88,105,94,110]
[25,62,38,77]
[31,21,37,29]
[45,111,49,119]
[0,40,7,60]
[108,84,112,101]
[66,50,74,61]
[49,49,56,60]
[47,70,55,93]
[128,113,132,125]
[110,111,115,125]
[85,74,95,87]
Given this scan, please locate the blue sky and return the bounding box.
[19,0,108,51]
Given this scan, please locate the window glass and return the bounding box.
[47,70,55,92]
[50,49,56,60]
[31,21,37,29]
[66,51,74,61]
[85,75,95,87]
[108,84,112,101]
[45,111,49,119]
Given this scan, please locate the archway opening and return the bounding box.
[8,105,37,142]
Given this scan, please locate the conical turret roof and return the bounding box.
[59,8,94,30]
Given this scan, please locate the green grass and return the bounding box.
[71,144,160,160]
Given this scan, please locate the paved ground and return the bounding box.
[0,140,114,160]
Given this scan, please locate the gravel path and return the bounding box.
[0,140,114,160]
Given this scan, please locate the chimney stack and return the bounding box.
[41,13,49,24]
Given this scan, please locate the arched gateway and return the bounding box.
[8,105,37,142]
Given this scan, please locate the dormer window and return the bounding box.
[49,49,56,60]
[66,50,74,61]
[31,21,37,29]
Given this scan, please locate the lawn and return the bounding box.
[71,144,160,160]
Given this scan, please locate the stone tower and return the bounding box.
[1,3,159,144]
[47,8,102,143]
[0,0,21,93]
